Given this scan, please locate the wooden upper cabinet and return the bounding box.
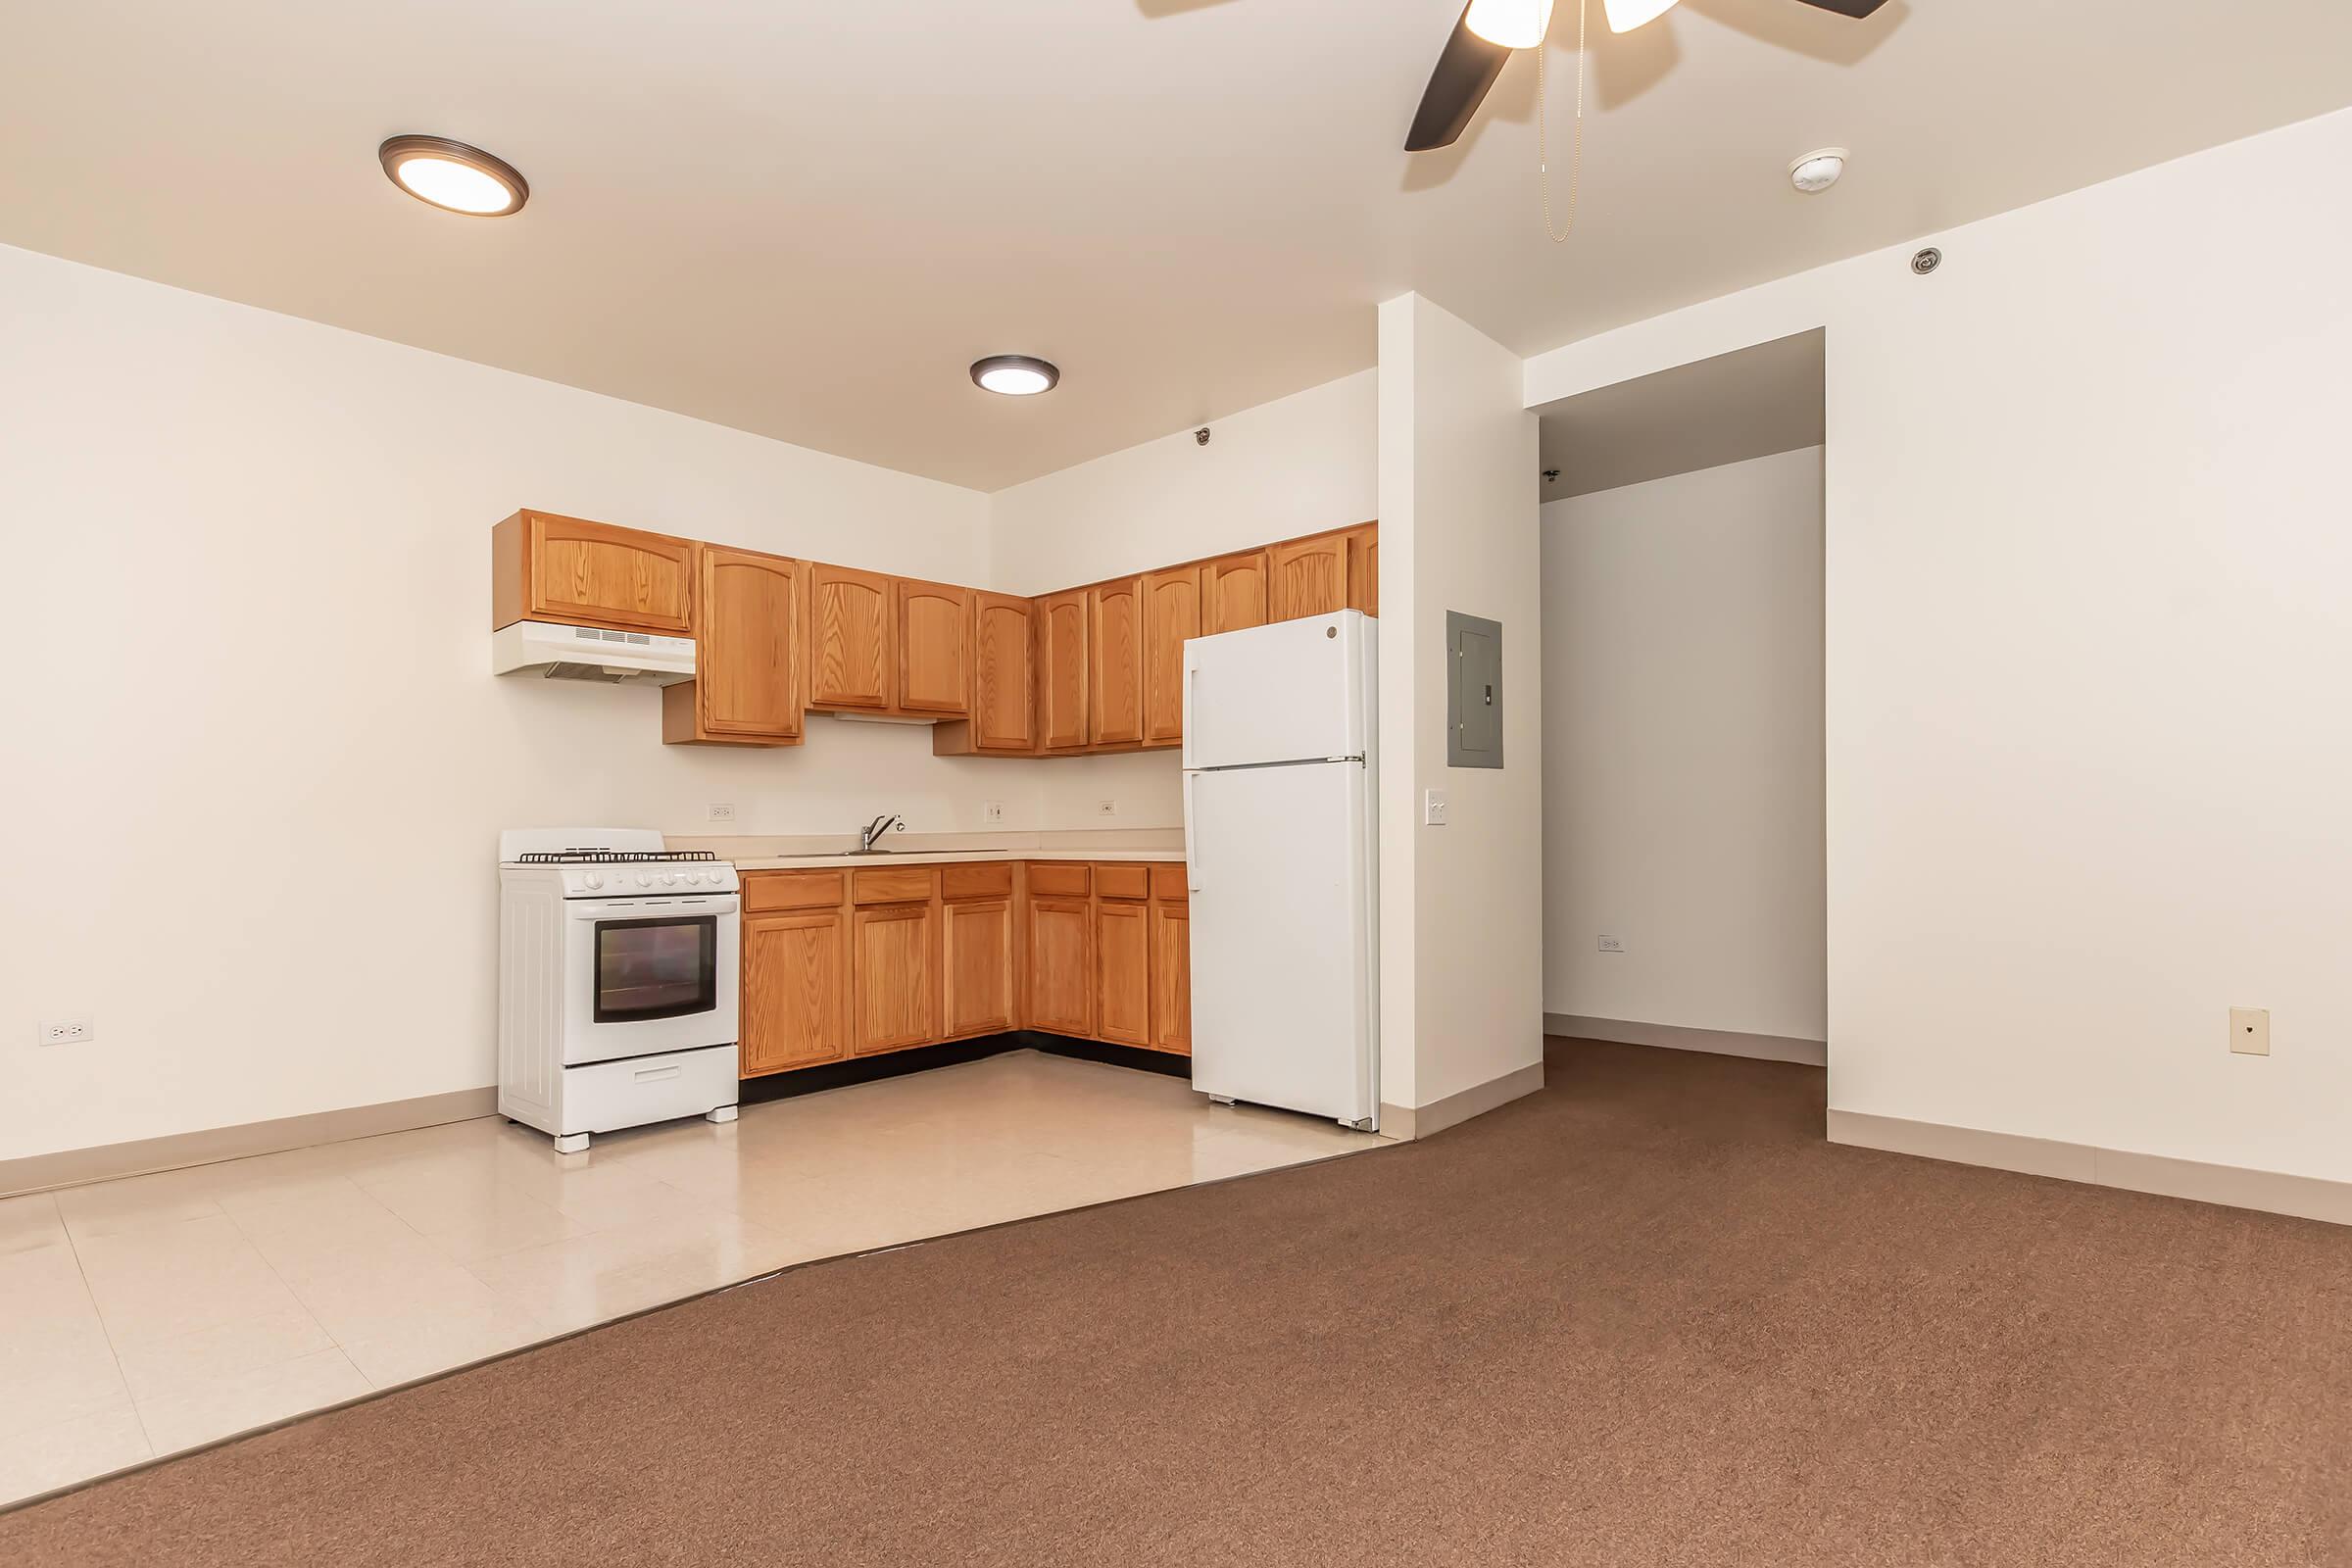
[1141,567,1200,748]
[1268,532,1349,623]
[1088,578,1145,748]
[1199,550,1271,637]
[808,564,894,710]
[1346,525,1378,617]
[740,907,852,1076]
[896,578,972,716]
[664,546,805,747]
[492,510,695,634]
[969,593,1035,752]
[1035,588,1091,754]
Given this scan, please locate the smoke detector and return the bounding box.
[1788,148,1848,194]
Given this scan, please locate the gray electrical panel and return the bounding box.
[1446,611,1502,768]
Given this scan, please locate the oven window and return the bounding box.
[593,916,717,1023]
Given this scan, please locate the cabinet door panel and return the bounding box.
[854,904,937,1054]
[809,564,894,710]
[1142,567,1200,747]
[1199,551,1270,637]
[1095,901,1151,1047]
[1150,903,1191,1055]
[970,593,1037,752]
[898,578,972,715]
[942,899,1015,1038]
[1088,578,1144,748]
[1345,525,1378,618]
[1025,897,1094,1035]
[1035,589,1090,754]
[1268,534,1348,622]
[683,547,805,743]
[741,909,851,1075]
[501,511,696,634]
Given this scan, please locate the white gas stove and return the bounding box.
[497,828,741,1152]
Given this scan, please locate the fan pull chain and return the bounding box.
[1537,0,1590,243]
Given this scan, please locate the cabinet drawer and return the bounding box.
[1095,863,1151,902]
[1026,862,1092,899]
[1149,863,1188,904]
[941,861,1014,902]
[743,870,845,912]
[852,865,939,905]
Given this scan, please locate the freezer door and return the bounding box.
[1183,611,1371,770]
[1186,760,1376,1124]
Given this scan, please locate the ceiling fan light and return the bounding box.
[1601,0,1681,32]
[1463,0,1556,50]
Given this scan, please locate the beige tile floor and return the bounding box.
[0,1050,1383,1506]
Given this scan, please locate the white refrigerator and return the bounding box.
[1182,609,1379,1130]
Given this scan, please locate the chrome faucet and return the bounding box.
[858,812,905,854]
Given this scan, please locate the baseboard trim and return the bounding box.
[1545,1013,1827,1067]
[0,1087,499,1199]
[1381,1059,1545,1142]
[1827,1109,2352,1228]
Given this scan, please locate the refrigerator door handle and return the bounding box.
[1183,771,1201,893]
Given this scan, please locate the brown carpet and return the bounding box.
[10,1039,2352,1566]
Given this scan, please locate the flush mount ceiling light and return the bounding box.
[377,135,529,217]
[1464,0,1555,48]
[1788,147,1848,193]
[970,356,1059,396]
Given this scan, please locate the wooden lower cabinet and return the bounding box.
[1094,900,1151,1047]
[1025,895,1095,1037]
[1149,901,1191,1054]
[853,903,937,1054]
[740,907,852,1076]
[942,897,1016,1038]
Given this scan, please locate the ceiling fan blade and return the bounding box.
[1787,0,1889,15]
[1404,5,1513,153]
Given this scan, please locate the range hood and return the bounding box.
[492,620,695,685]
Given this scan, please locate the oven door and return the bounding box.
[562,895,740,1066]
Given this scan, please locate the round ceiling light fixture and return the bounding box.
[970,355,1059,396]
[378,135,529,217]
[1788,147,1848,194]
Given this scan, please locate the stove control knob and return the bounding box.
[661,872,679,886]
[582,872,604,891]
[635,873,652,887]
[686,871,705,884]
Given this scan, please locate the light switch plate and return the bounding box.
[1096,800,1117,818]
[1423,790,1448,826]
[2230,1007,2270,1055]
[983,801,1005,825]
[1597,934,1626,955]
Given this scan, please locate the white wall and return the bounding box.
[1541,449,1825,1042]
[0,244,1024,1161]
[1524,105,2352,1183]
[1377,295,1544,1113]
[989,368,1380,830]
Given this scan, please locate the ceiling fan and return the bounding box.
[1405,0,1888,152]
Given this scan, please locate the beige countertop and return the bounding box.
[731,846,1184,871]
[669,828,1187,873]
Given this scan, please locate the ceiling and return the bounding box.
[4,2,2349,492]
[1538,329,1822,498]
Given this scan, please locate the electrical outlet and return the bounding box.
[1597,934,1626,955]
[983,801,1005,826]
[40,1016,93,1047]
[1096,800,1117,818]
[1423,790,1448,826]
[707,803,736,823]
[2230,1006,2270,1056]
